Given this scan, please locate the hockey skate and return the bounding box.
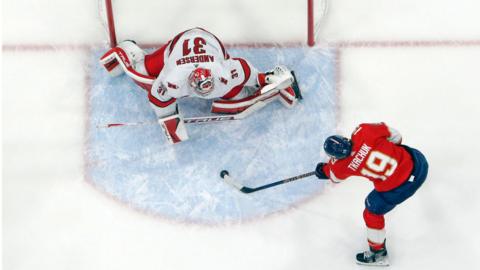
[356,246,390,267]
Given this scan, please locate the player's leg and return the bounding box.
[211,59,276,114]
[211,65,298,114]
[356,191,395,266]
[211,87,279,114]
[265,66,299,108]
[259,65,299,107]
[357,148,428,266]
[143,42,169,77]
[378,148,429,208]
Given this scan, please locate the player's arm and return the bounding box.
[99,40,156,91]
[315,162,348,183]
[217,58,259,100]
[211,59,297,113]
[385,125,402,144]
[355,122,402,144]
[149,79,189,144]
[253,64,299,108]
[220,58,294,99]
[315,162,329,179]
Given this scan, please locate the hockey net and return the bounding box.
[98,0,328,48]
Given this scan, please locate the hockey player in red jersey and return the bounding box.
[99,27,300,144]
[315,122,428,266]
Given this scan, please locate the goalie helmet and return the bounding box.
[324,135,352,159]
[189,67,214,96]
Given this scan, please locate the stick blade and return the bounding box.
[239,187,256,193]
[220,171,245,190]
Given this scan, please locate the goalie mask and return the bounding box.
[324,135,352,159]
[189,67,214,96]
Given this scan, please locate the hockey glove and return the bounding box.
[315,163,329,179]
[158,113,189,144]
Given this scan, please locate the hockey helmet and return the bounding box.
[189,67,214,96]
[323,135,352,159]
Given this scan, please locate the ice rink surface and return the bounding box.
[3,0,480,269]
[87,47,335,224]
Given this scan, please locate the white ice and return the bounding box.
[2,0,480,269]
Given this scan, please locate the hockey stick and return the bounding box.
[96,100,267,129]
[219,170,316,193]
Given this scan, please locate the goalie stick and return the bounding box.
[96,100,266,128]
[220,170,317,193]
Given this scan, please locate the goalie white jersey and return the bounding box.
[149,28,259,117]
[99,27,299,144]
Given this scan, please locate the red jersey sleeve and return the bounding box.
[323,159,352,183]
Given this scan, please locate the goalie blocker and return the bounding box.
[159,108,189,144]
[99,40,155,91]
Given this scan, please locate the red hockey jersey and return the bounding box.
[323,123,414,192]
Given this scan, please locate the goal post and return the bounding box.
[99,0,327,48]
[104,0,117,48]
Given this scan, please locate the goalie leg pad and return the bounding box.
[265,66,294,90]
[159,113,189,144]
[211,88,279,114]
[278,86,298,108]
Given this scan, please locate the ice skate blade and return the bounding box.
[355,257,390,267]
